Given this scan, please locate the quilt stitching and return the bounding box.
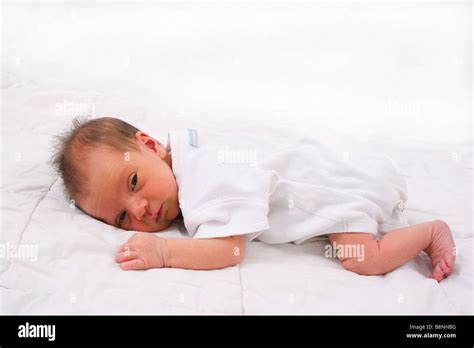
[14,177,59,250]
[238,264,245,315]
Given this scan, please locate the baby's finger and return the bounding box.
[118,243,134,253]
[115,250,138,263]
[119,259,146,271]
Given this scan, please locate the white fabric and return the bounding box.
[1,2,472,314]
[169,127,409,245]
[0,85,472,315]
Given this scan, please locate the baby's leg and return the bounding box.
[327,220,456,281]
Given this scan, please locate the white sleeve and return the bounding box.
[170,128,271,241]
[186,197,270,240]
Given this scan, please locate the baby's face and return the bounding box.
[78,132,180,232]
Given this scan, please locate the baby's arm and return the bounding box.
[115,233,246,270]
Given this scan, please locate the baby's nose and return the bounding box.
[131,199,148,221]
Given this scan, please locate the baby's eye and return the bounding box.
[118,211,127,226]
[130,173,138,191]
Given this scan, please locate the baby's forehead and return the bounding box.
[80,144,125,163]
[76,147,129,217]
[72,146,125,186]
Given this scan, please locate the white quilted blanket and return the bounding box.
[1,2,472,314]
[1,84,471,314]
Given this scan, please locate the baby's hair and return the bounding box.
[51,116,140,203]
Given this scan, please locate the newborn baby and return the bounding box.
[51,117,456,281]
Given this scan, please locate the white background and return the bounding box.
[0,1,472,316]
[1,1,472,144]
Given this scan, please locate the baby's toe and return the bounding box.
[444,254,456,276]
[438,258,450,274]
[430,263,445,282]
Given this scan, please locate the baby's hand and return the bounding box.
[115,233,169,270]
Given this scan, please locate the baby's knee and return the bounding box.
[338,238,386,276]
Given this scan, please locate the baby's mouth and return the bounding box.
[155,204,162,223]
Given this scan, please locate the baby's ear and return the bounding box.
[135,131,166,156]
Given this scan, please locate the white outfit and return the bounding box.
[167,126,409,245]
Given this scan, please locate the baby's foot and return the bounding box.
[424,220,456,282]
